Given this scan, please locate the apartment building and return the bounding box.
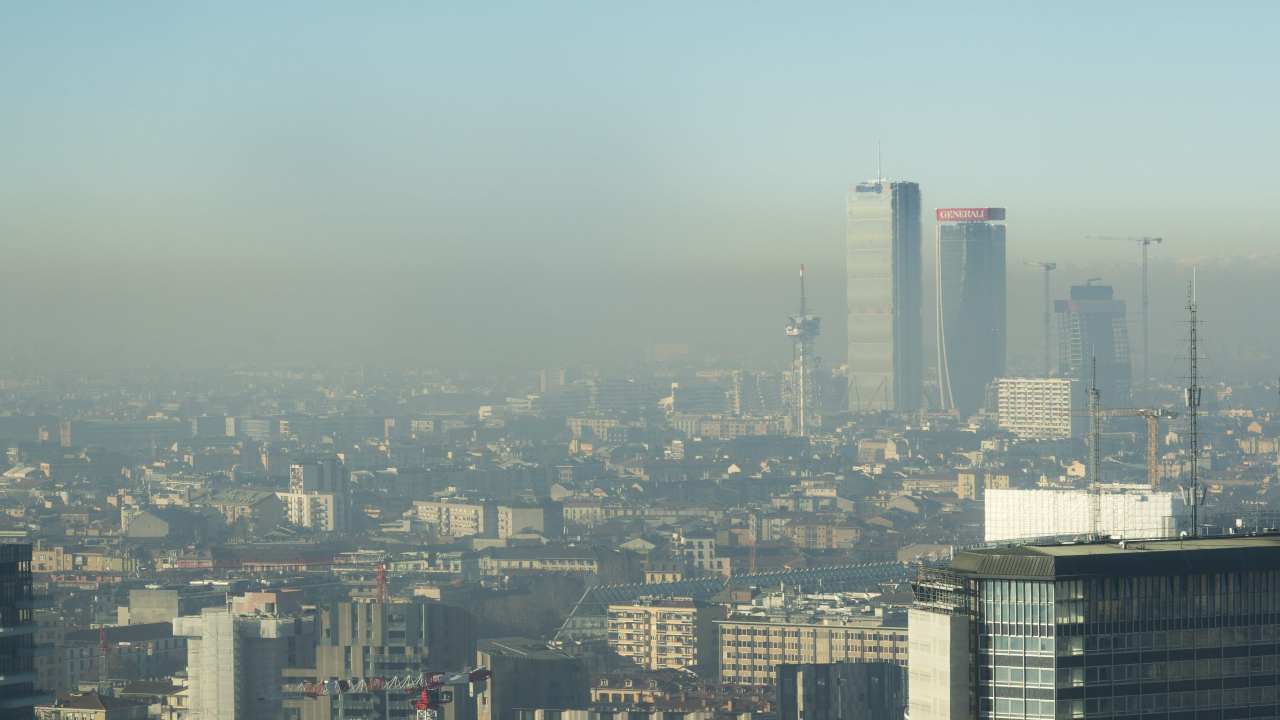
[992,377,1075,440]
[717,592,908,686]
[607,597,723,674]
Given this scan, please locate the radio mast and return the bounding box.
[1183,276,1203,535]
[785,265,821,436]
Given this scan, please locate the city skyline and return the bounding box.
[3,4,1280,375]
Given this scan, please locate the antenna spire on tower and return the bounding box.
[799,264,807,317]
[1184,275,1202,535]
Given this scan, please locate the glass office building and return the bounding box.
[0,543,39,720]
[846,180,922,413]
[936,209,1006,417]
[1055,282,1131,406]
[910,536,1280,720]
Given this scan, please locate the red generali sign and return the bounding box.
[936,207,1006,222]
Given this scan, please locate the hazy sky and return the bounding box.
[3,2,1278,372]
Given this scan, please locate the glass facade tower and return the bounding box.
[936,209,1007,416]
[846,180,923,413]
[911,536,1280,720]
[1055,282,1131,406]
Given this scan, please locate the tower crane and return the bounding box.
[1073,402,1177,491]
[1095,407,1178,490]
[1025,261,1057,376]
[1085,235,1163,399]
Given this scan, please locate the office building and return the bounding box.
[984,487,1187,542]
[173,606,314,720]
[1,544,42,720]
[935,207,1007,416]
[992,377,1075,439]
[909,536,1280,720]
[475,638,588,720]
[293,600,476,720]
[1056,281,1131,405]
[776,661,906,720]
[606,597,723,674]
[718,591,908,686]
[847,180,923,412]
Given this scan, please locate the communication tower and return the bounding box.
[785,265,821,435]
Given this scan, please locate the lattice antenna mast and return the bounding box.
[1184,277,1202,535]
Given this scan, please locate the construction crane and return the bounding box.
[1086,235,1163,399]
[1075,358,1176,536]
[1074,376,1177,491]
[1096,407,1178,489]
[1025,261,1057,376]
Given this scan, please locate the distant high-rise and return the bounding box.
[935,208,1006,416]
[846,180,923,412]
[1055,281,1131,405]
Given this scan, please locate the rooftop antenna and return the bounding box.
[876,142,883,182]
[799,264,807,317]
[1184,271,1203,536]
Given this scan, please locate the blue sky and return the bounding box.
[1,2,1277,369]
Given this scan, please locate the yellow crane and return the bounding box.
[1095,407,1178,490]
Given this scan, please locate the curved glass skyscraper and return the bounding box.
[935,208,1007,417]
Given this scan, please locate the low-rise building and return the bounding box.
[35,691,149,720]
[717,592,909,686]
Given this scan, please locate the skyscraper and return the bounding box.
[935,207,1007,416]
[910,536,1280,720]
[1055,281,1131,405]
[847,180,923,412]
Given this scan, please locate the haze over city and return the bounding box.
[7,6,1280,720]
[4,2,1280,373]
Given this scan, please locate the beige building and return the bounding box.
[607,598,723,674]
[205,488,284,530]
[992,377,1074,439]
[36,692,149,720]
[412,499,494,538]
[717,593,908,686]
[276,491,344,532]
[496,504,548,539]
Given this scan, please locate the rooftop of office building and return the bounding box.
[953,534,1280,579]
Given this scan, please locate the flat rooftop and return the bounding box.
[952,535,1280,579]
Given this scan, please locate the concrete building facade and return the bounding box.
[719,618,909,687]
[606,598,723,674]
[173,607,314,720]
[776,661,906,720]
[992,377,1075,440]
[475,638,587,720]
